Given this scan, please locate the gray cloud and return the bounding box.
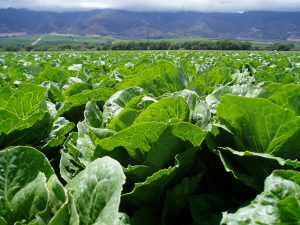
[1,0,300,12]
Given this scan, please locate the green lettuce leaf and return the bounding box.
[162,173,204,225]
[206,84,262,113]
[258,82,300,115]
[63,82,92,97]
[189,194,231,225]
[0,84,48,133]
[60,133,85,182]
[0,146,54,224]
[216,95,300,160]
[10,172,48,223]
[57,87,114,121]
[66,156,126,225]
[0,84,52,147]
[84,100,104,128]
[95,122,169,166]
[103,87,144,125]
[95,122,206,168]
[221,170,300,225]
[42,117,75,149]
[122,149,199,207]
[215,147,300,190]
[133,97,190,124]
[36,175,71,225]
[108,95,156,131]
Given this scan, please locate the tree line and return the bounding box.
[1,39,296,51]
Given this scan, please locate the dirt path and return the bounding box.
[31,35,43,45]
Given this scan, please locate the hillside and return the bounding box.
[1,8,300,40]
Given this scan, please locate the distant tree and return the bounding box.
[268,43,295,51]
[58,44,73,50]
[4,46,21,51]
[182,41,193,50]
[136,41,148,50]
[277,43,294,51]
[216,39,241,50]
[169,42,181,50]
[127,41,137,50]
[156,41,171,50]
[102,44,112,50]
[86,44,95,49]
[111,42,127,50]
[197,41,216,50]
[239,41,252,50]
[25,45,34,51]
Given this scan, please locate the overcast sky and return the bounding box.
[1,0,300,12]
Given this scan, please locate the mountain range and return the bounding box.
[1,8,300,40]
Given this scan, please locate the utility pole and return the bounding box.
[146,26,150,50]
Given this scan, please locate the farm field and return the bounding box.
[0,34,118,47]
[1,50,300,224]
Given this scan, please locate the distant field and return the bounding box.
[0,34,299,51]
[0,34,119,47]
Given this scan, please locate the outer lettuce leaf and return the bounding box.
[60,100,116,181]
[0,113,52,148]
[258,82,300,115]
[57,87,114,121]
[216,95,300,159]
[1,84,47,117]
[171,122,207,147]
[188,67,232,96]
[122,149,199,207]
[221,170,300,225]
[95,122,206,168]
[103,87,144,125]
[95,122,169,166]
[0,146,54,224]
[108,95,156,131]
[0,84,52,147]
[162,173,204,225]
[42,117,75,149]
[192,98,212,131]
[61,126,113,181]
[116,61,187,97]
[66,157,126,225]
[133,97,190,124]
[44,81,64,104]
[38,68,71,84]
[63,82,92,97]
[60,133,85,182]
[215,147,300,190]
[36,175,76,225]
[162,89,213,130]
[0,87,12,107]
[109,108,141,131]
[161,89,198,111]
[206,84,262,113]
[130,207,160,225]
[0,84,48,134]
[10,172,48,223]
[189,194,231,225]
[123,165,155,184]
[84,100,104,128]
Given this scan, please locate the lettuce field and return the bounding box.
[1,50,300,224]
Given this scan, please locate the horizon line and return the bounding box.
[1,7,300,14]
